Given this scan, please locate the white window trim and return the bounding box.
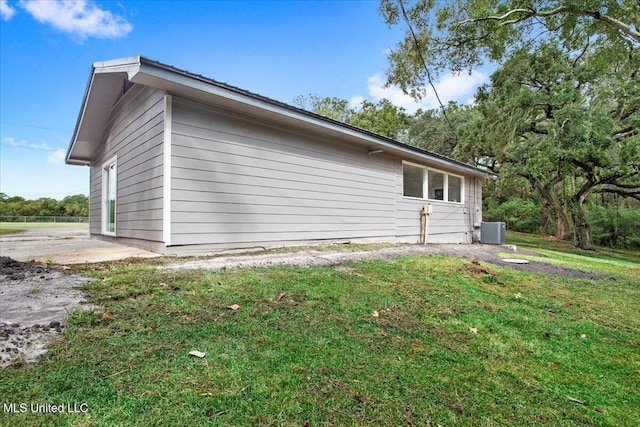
[402,161,465,204]
[163,94,172,246]
[102,155,117,236]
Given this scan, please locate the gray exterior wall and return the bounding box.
[89,85,165,248]
[88,90,481,253]
[169,96,398,250]
[167,96,481,252]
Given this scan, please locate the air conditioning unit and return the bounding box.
[480,222,506,244]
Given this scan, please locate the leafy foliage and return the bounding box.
[350,98,413,141]
[294,94,414,142]
[380,0,640,83]
[380,0,640,249]
[0,193,89,218]
[471,41,639,247]
[408,102,478,158]
[484,197,541,234]
[293,94,352,123]
[587,205,640,250]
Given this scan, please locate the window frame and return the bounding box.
[402,161,464,204]
[102,156,117,236]
[402,162,425,199]
[427,169,445,201]
[447,174,463,203]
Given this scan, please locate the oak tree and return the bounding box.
[381,0,640,248]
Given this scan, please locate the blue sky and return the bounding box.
[0,0,488,199]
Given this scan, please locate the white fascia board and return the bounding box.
[66,66,97,165]
[67,57,143,165]
[92,56,142,79]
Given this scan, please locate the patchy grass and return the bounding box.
[0,222,89,234]
[507,231,640,262]
[506,231,640,282]
[1,244,638,426]
[0,228,23,235]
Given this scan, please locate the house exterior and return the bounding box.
[66,56,488,254]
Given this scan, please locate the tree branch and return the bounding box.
[583,11,640,44]
[611,126,638,139]
[595,187,640,201]
[529,122,548,134]
[610,97,640,122]
[456,6,640,44]
[456,8,534,27]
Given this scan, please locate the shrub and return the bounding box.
[484,197,541,233]
[587,206,640,250]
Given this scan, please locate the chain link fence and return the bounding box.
[0,216,89,231]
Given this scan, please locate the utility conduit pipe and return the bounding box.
[420,204,432,244]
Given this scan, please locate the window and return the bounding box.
[428,170,444,200]
[102,157,117,235]
[402,161,464,203]
[448,175,462,202]
[403,163,424,198]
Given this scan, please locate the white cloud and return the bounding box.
[1,0,16,20]
[19,0,132,40]
[47,148,67,165]
[3,136,62,153]
[348,95,366,109]
[363,72,489,114]
[3,137,67,165]
[4,136,52,150]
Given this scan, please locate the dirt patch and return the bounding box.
[0,257,93,366]
[163,243,602,280]
[461,259,498,276]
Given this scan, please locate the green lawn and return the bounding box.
[1,236,638,426]
[0,228,23,235]
[0,222,88,231]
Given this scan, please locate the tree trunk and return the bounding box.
[555,212,571,241]
[569,199,594,250]
[525,174,571,240]
[537,193,570,240]
[540,207,552,235]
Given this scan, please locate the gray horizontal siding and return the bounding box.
[170,230,392,246]
[89,168,102,235]
[88,85,165,242]
[171,130,392,185]
[170,96,397,248]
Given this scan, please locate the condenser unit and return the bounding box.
[480,222,506,244]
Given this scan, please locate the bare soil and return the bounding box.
[0,257,93,366]
[1,243,599,366]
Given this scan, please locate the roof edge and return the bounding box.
[67,55,490,179]
[133,57,489,178]
[66,56,144,164]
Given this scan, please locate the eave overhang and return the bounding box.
[66,55,490,179]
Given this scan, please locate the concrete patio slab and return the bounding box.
[0,225,160,264]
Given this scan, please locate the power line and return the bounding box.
[1,121,71,133]
[399,1,459,144]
